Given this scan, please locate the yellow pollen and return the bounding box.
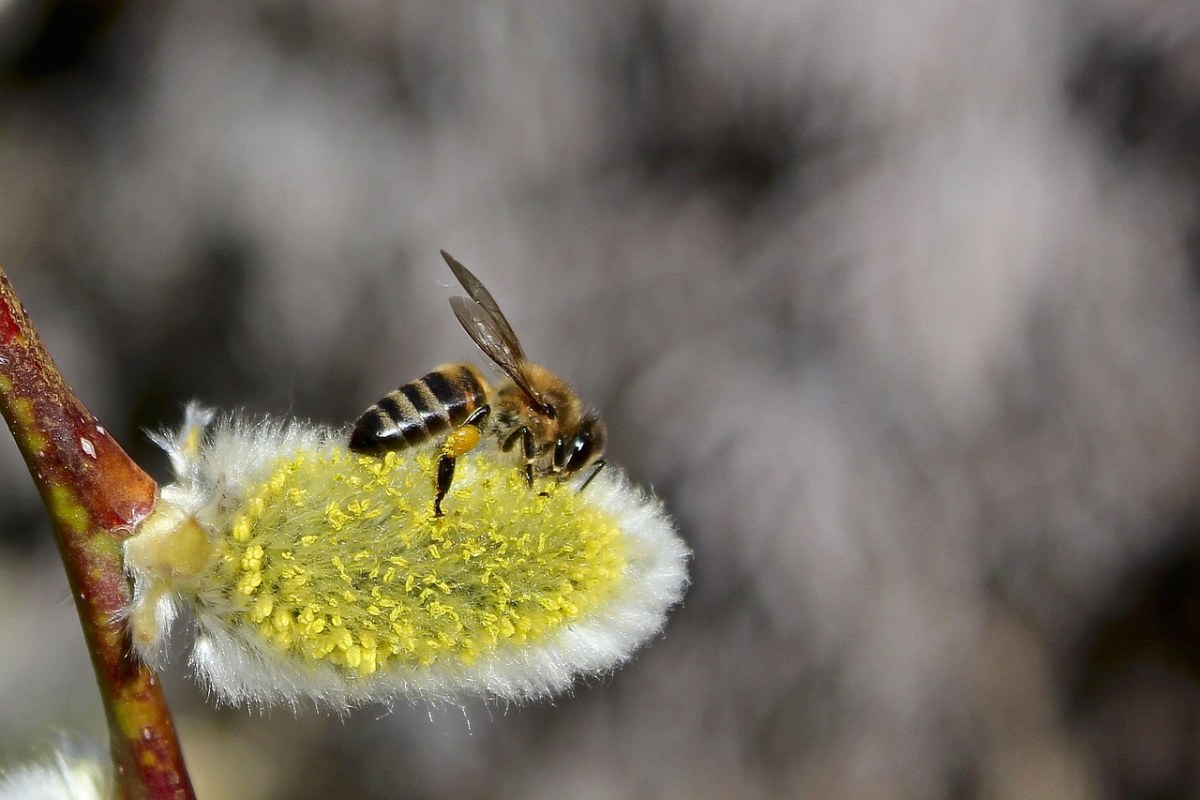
[208,447,625,680]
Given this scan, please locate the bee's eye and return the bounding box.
[559,416,606,474]
[559,434,594,473]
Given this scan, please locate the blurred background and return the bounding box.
[1,1,1199,798]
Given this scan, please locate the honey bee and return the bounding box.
[349,251,607,516]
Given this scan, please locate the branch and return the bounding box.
[0,267,194,800]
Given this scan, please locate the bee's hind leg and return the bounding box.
[434,405,490,517]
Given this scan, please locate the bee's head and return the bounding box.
[554,412,606,475]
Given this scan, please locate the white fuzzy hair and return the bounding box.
[134,404,690,709]
[0,746,110,800]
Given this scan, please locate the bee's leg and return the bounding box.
[434,405,490,517]
[501,426,537,487]
[578,459,607,492]
[433,458,458,518]
[500,427,524,453]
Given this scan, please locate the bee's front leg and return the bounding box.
[501,426,537,487]
[579,459,607,492]
[434,405,490,517]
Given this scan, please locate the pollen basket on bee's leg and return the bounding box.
[123,406,689,708]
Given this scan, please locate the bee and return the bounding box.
[349,251,607,516]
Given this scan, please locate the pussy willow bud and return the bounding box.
[123,404,689,709]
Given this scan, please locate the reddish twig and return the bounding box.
[0,267,195,799]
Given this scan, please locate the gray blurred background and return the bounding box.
[1,1,1199,798]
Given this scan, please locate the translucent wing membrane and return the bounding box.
[442,250,525,361]
[449,296,526,378]
[444,251,549,410]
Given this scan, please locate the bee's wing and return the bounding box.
[449,296,523,373]
[450,295,547,409]
[441,250,526,361]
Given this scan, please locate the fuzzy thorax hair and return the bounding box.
[123,404,689,709]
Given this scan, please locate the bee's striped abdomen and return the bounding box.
[349,364,487,454]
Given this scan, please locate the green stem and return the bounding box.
[0,267,194,799]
